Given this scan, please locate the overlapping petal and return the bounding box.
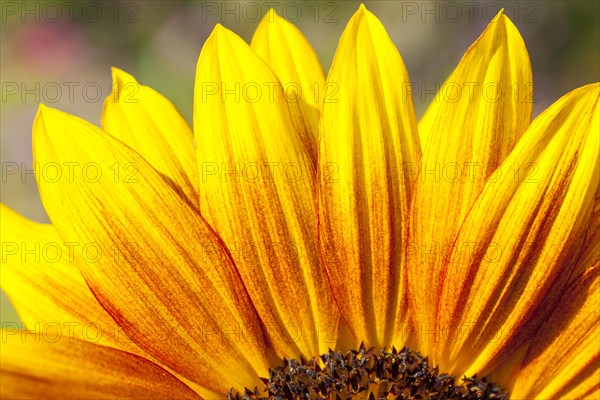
[1,5,597,398]
[0,205,139,355]
[436,83,599,376]
[102,68,198,205]
[574,193,600,278]
[251,10,325,164]
[1,332,200,399]
[511,264,600,399]
[0,205,209,396]
[317,5,420,347]
[407,10,533,356]
[33,105,269,394]
[194,25,338,359]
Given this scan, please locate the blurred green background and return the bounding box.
[1,0,599,323]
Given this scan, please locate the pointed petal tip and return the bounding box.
[212,23,228,36]
[486,8,511,29]
[110,66,119,84]
[207,23,240,48]
[34,103,88,146]
[264,7,280,21]
[467,7,522,56]
[108,67,138,102]
[110,66,136,86]
[37,103,48,113]
[35,103,56,124]
[256,7,284,31]
[490,8,521,31]
[355,3,369,19]
[488,9,503,24]
[35,104,65,122]
[207,23,224,41]
[110,65,121,80]
[35,105,44,125]
[350,3,380,28]
[203,24,228,56]
[33,104,47,139]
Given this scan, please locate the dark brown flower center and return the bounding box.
[229,345,508,399]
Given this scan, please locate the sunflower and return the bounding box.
[1,4,598,400]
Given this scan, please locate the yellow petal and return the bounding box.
[408,10,533,356]
[34,105,269,394]
[417,10,532,149]
[556,377,600,400]
[1,205,215,398]
[317,5,420,347]
[194,25,338,358]
[102,68,198,205]
[1,332,200,399]
[511,264,600,399]
[251,9,325,164]
[485,345,527,394]
[0,204,139,355]
[436,83,599,376]
[574,191,600,279]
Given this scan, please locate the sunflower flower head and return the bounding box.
[1,4,598,400]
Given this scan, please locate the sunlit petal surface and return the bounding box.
[1,4,598,399]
